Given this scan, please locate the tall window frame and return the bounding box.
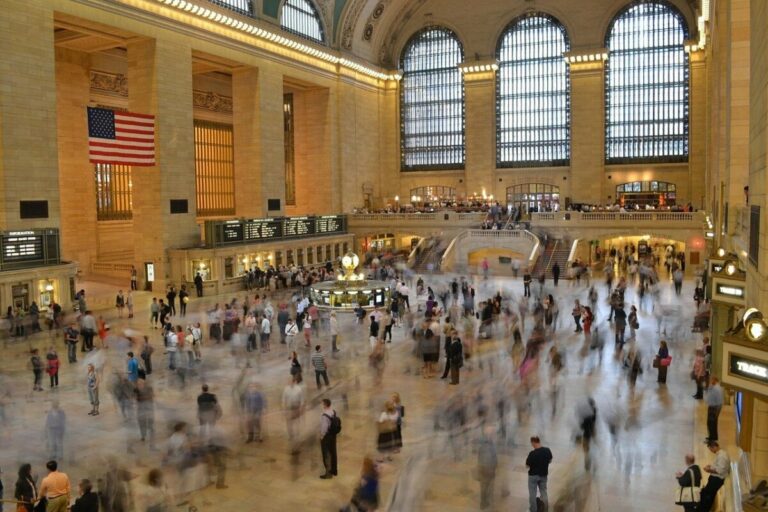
[496,13,571,167]
[280,0,325,44]
[400,27,465,171]
[194,120,236,218]
[605,1,690,164]
[94,163,133,221]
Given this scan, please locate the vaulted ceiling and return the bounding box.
[331,0,701,67]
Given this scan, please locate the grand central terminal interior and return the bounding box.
[1,0,768,510]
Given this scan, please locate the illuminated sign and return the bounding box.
[145,263,155,283]
[730,354,768,385]
[716,284,744,297]
[207,216,346,247]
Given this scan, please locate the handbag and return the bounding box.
[675,469,701,504]
[661,356,673,367]
[652,356,660,368]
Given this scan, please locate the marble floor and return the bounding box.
[0,272,732,511]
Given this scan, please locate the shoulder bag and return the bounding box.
[674,469,700,504]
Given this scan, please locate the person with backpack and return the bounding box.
[319,398,340,479]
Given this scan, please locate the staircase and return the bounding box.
[411,237,447,273]
[532,239,571,279]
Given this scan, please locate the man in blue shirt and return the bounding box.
[126,352,139,385]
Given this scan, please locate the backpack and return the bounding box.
[324,412,342,435]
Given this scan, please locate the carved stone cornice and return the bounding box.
[90,70,128,97]
[192,90,233,114]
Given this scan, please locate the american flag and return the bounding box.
[87,107,155,166]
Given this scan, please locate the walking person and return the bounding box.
[260,314,271,352]
[341,457,379,512]
[150,298,159,329]
[523,270,532,297]
[692,349,707,399]
[674,454,702,512]
[705,377,724,441]
[135,379,156,447]
[140,336,154,376]
[572,300,582,332]
[525,436,553,512]
[655,340,671,384]
[115,290,125,319]
[552,262,560,286]
[282,377,305,443]
[319,399,339,479]
[197,384,220,437]
[178,286,189,317]
[627,305,638,341]
[130,265,138,291]
[194,272,204,297]
[448,331,463,385]
[64,323,79,363]
[126,290,134,319]
[477,426,498,510]
[376,401,400,461]
[166,286,177,316]
[698,440,730,512]
[29,349,43,392]
[240,382,266,443]
[86,364,99,416]
[330,312,340,353]
[311,345,330,390]
[45,402,66,461]
[46,347,60,389]
[285,318,299,351]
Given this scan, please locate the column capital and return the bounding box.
[565,48,608,74]
[460,60,498,83]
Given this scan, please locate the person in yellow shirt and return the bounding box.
[38,461,70,512]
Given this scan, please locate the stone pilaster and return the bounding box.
[464,71,495,198]
[0,0,60,230]
[232,67,262,218]
[570,60,605,205]
[127,39,198,289]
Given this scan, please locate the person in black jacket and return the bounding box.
[14,464,36,512]
[440,333,452,380]
[448,332,463,385]
[71,479,98,512]
[675,454,702,512]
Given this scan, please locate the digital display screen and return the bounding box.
[315,215,345,234]
[221,222,244,243]
[283,217,314,238]
[243,219,282,240]
[2,232,44,261]
[730,354,768,385]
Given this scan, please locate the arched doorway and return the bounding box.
[409,186,456,207]
[506,184,560,213]
[616,181,677,207]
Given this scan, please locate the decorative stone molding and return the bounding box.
[361,0,394,42]
[340,0,367,50]
[193,90,233,114]
[90,70,128,97]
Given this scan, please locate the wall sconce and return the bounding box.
[45,283,54,292]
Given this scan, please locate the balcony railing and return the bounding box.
[530,211,705,224]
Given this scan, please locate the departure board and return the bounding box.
[283,217,315,238]
[243,219,282,240]
[3,232,43,261]
[315,215,345,234]
[221,222,244,243]
[206,216,346,247]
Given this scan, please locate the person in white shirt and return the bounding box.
[167,327,180,370]
[698,440,731,512]
[285,318,299,350]
[260,316,271,352]
[191,323,203,361]
[329,313,339,353]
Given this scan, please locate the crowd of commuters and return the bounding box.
[0,236,730,512]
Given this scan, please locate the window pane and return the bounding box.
[497,14,570,167]
[401,27,465,171]
[194,120,236,218]
[207,0,253,17]
[605,2,689,163]
[94,163,133,221]
[281,0,324,44]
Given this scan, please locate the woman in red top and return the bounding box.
[97,316,109,348]
[582,306,594,336]
[46,346,60,388]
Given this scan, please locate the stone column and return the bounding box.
[55,48,97,270]
[0,0,60,230]
[256,65,286,216]
[569,59,606,205]
[464,71,495,198]
[127,39,198,290]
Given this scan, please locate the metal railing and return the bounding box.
[531,211,704,223]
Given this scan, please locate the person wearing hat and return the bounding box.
[698,440,730,512]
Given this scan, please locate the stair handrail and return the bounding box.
[542,240,559,274]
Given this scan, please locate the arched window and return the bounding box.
[497,14,570,167]
[208,0,254,17]
[605,1,689,163]
[400,27,465,171]
[281,0,325,44]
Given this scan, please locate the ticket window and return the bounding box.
[192,260,212,281]
[275,251,283,267]
[224,257,235,279]
[317,246,323,263]
[238,255,255,275]
[307,247,314,265]
[297,248,304,267]
[12,284,29,310]
[287,250,294,266]
[343,242,349,254]
[334,244,340,259]
[38,280,56,310]
[325,245,331,263]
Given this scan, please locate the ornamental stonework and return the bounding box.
[90,70,128,97]
[192,91,233,114]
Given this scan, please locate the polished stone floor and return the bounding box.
[0,272,732,511]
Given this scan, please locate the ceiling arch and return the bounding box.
[337,0,700,67]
